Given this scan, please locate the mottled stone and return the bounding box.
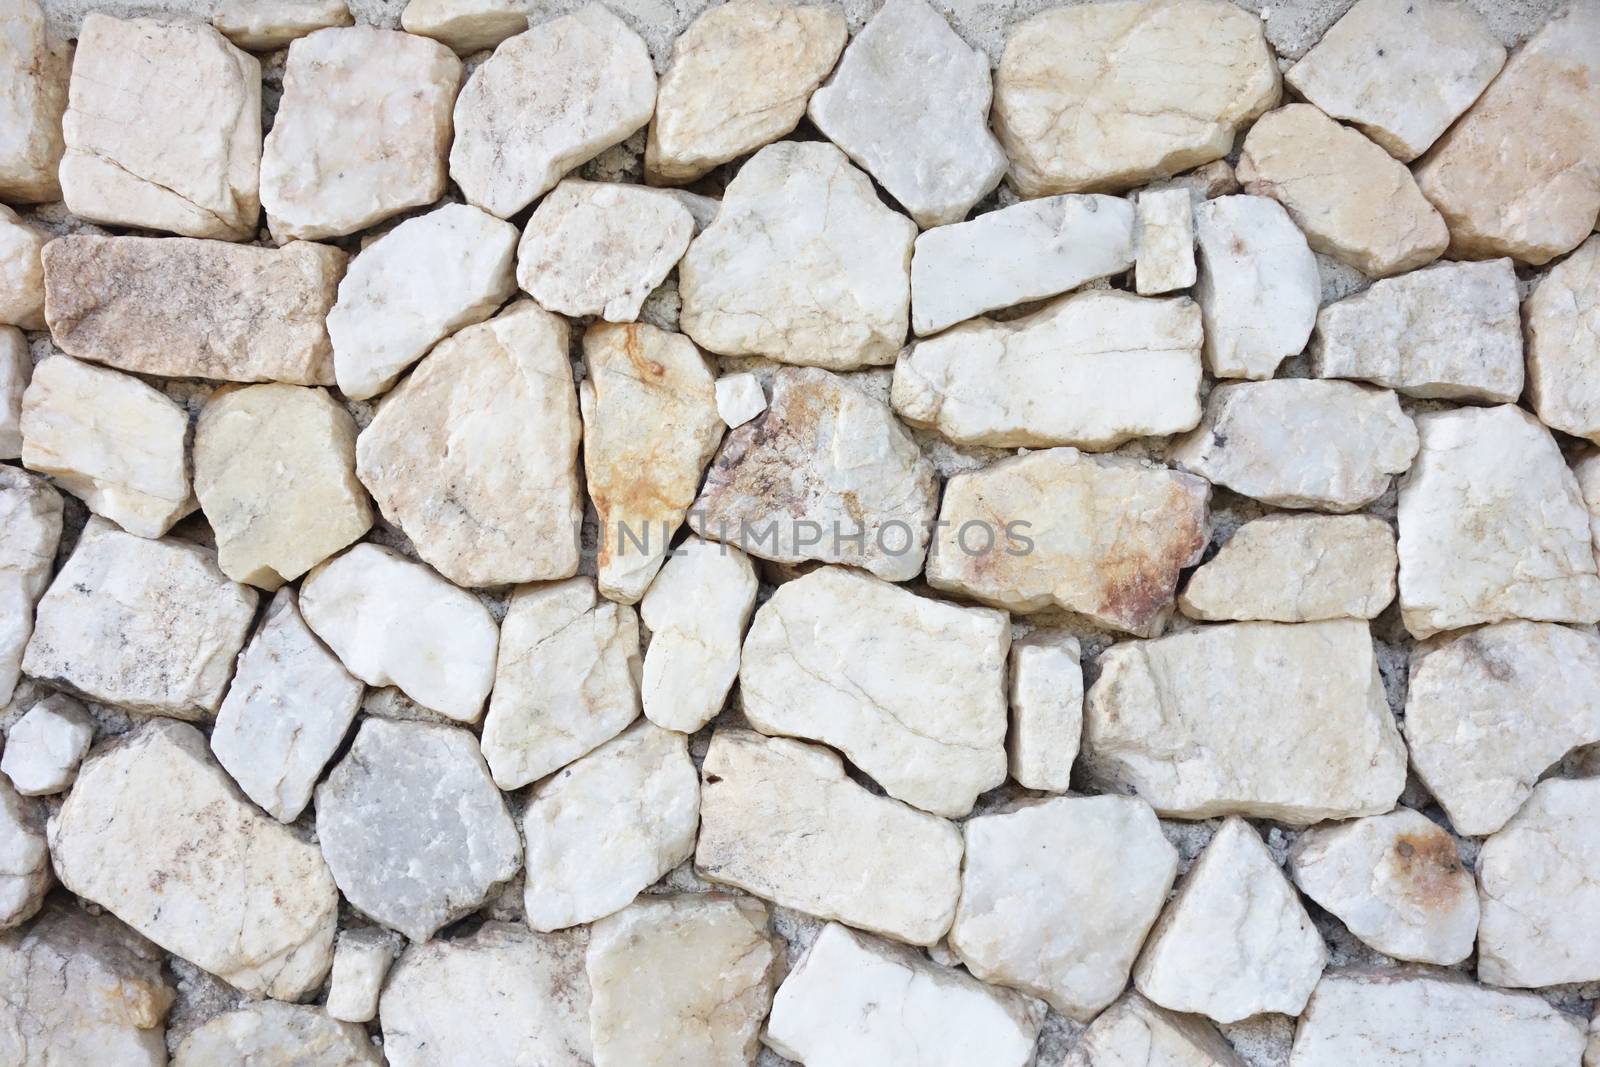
[0,467,59,706]
[1006,631,1081,794]
[0,205,43,329]
[1527,235,1600,442]
[1180,514,1396,623]
[640,538,757,733]
[0,0,67,203]
[1,693,89,796]
[174,1003,379,1067]
[401,0,526,54]
[0,777,46,929]
[1193,195,1320,379]
[1136,188,1197,296]
[1067,992,1246,1067]
[325,927,402,1024]
[213,0,353,50]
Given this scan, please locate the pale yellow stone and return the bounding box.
[0,205,42,329]
[0,0,67,203]
[401,0,527,55]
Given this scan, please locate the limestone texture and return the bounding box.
[0,693,90,796]
[1006,631,1082,794]
[1067,993,1246,1067]
[0,327,25,458]
[173,1003,379,1067]
[325,927,402,1024]
[1136,187,1197,295]
[714,372,764,428]
[0,0,67,203]
[1193,195,1320,379]
[1526,235,1600,441]
[0,466,59,706]
[0,205,43,329]
[401,0,526,54]
[639,537,757,733]
[213,0,353,50]
[0,777,46,930]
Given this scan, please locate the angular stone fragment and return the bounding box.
[1136,188,1196,296]
[61,16,259,240]
[582,323,723,602]
[316,719,521,942]
[640,538,757,733]
[0,0,67,203]
[1527,236,1600,442]
[741,566,1008,817]
[0,776,46,929]
[381,923,592,1067]
[402,0,526,54]
[1414,6,1600,264]
[895,290,1201,448]
[24,523,256,719]
[49,720,337,998]
[481,576,640,789]
[174,1003,379,1067]
[952,795,1176,1021]
[326,927,402,1024]
[0,467,59,706]
[910,194,1135,335]
[299,544,498,722]
[213,0,353,50]
[679,141,915,370]
[714,372,764,429]
[588,894,782,1067]
[1135,818,1325,1023]
[691,367,937,580]
[646,0,845,184]
[451,5,654,218]
[262,27,460,241]
[994,1,1279,197]
[767,922,1044,1067]
[0,327,24,459]
[1193,195,1320,378]
[1397,405,1600,638]
[1082,620,1408,823]
[1171,380,1417,511]
[357,301,580,587]
[328,202,518,400]
[0,206,43,329]
[1181,514,1396,623]
[1290,807,1477,966]
[1068,992,1246,1067]
[928,448,1209,636]
[1007,631,1081,794]
[696,730,963,945]
[21,355,194,537]
[42,235,348,386]
[1,693,91,796]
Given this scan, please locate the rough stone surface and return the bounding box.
[0,327,25,458]
[1193,195,1320,379]
[1082,620,1408,824]
[1006,630,1081,794]
[0,0,67,203]
[401,0,525,54]
[0,205,43,329]
[1,693,89,796]
[173,1002,379,1067]
[1067,992,1246,1067]
[213,0,353,50]
[1136,187,1196,296]
[325,927,402,1024]
[714,372,764,428]
[640,537,757,733]
[1526,235,1600,442]
[0,466,59,706]
[0,776,46,930]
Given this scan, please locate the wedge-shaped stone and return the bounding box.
[0,467,59,706]
[1193,195,1319,379]
[767,922,1044,1067]
[646,0,845,183]
[213,0,353,50]
[695,730,963,945]
[1527,235,1600,442]
[401,0,526,54]
[357,301,580,587]
[1136,188,1196,296]
[42,235,347,386]
[994,0,1279,197]
[1397,405,1600,638]
[895,290,1201,448]
[1007,631,1081,794]
[1180,514,1396,623]
[174,1003,378,1067]
[679,141,915,370]
[1082,620,1408,823]
[1171,380,1418,511]
[640,538,757,733]
[1,693,90,796]
[691,367,937,581]
[0,777,47,930]
[0,205,43,329]
[299,544,499,722]
[0,0,67,204]
[1068,992,1246,1067]
[49,720,337,998]
[451,5,654,218]
[928,448,1209,636]
[326,927,402,1024]
[23,522,256,719]
[1290,807,1477,966]
[262,27,460,241]
[0,327,25,459]
[741,566,1008,817]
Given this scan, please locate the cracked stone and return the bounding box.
[1067,992,1246,1067]
[1135,187,1196,296]
[0,776,47,930]
[401,0,526,54]
[640,537,757,733]
[325,927,402,1024]
[213,0,353,50]
[1192,195,1320,379]
[0,206,43,329]
[1,692,91,796]
[1527,236,1600,442]
[1006,631,1081,794]
[173,1003,379,1067]
[0,466,59,706]
[0,0,67,203]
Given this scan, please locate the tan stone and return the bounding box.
[0,0,67,203]
[401,0,526,55]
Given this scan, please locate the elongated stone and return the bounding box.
[1136,187,1197,295]
[0,0,67,203]
[639,538,757,733]
[1068,992,1246,1067]
[1193,195,1319,379]
[213,0,353,50]
[0,777,47,930]
[0,327,24,459]
[401,0,526,54]
[0,205,43,329]
[173,1003,379,1067]
[1527,235,1600,442]
[326,927,402,1024]
[1007,631,1081,794]
[0,467,59,707]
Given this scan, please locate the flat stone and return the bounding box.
[993,0,1279,197]
[1171,380,1417,511]
[928,448,1209,636]
[0,903,174,1067]
[1290,970,1585,1066]
[20,355,194,537]
[1,693,91,796]
[42,234,348,386]
[0,327,24,458]
[49,720,338,998]
[0,467,60,706]
[807,0,1004,228]
[299,543,499,723]
[766,923,1044,1067]
[690,367,937,581]
[1134,817,1326,1023]
[1413,5,1600,264]
[327,202,518,400]
[1290,807,1477,966]
[380,923,592,1067]
[1068,992,1246,1067]
[695,729,963,946]
[481,575,640,789]
[1404,621,1600,837]
[213,0,353,50]
[1397,404,1600,638]
[0,776,47,929]
[581,322,723,603]
[955,796,1176,1024]
[679,141,915,370]
[1180,514,1397,623]
[326,927,402,1024]
[450,4,654,218]
[23,522,256,719]
[262,26,460,241]
[316,718,522,942]
[894,289,1201,448]
[646,0,845,184]
[910,194,1135,335]
[1238,104,1448,277]
[1136,188,1196,295]
[639,537,757,733]
[522,722,699,932]
[401,0,526,54]
[174,1003,378,1067]
[714,372,764,428]
[0,206,43,329]
[0,0,67,203]
[1082,620,1408,824]
[356,301,581,587]
[1311,257,1522,402]
[1007,631,1081,793]
[1193,195,1320,379]
[587,894,782,1067]
[741,565,1008,817]
[60,16,259,240]
[195,383,372,589]
[1527,235,1600,441]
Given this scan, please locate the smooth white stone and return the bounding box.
[0,205,44,329]
[639,538,757,733]
[0,466,59,706]
[1,693,90,796]
[713,372,765,428]
[1006,631,1081,794]
[1192,194,1318,379]
[1136,188,1197,295]
[173,1003,378,1067]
